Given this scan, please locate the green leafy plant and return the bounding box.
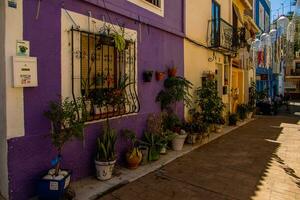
[156,76,193,112]
[162,112,182,133]
[237,104,248,120]
[96,120,117,162]
[228,113,238,126]
[196,79,225,125]
[44,97,86,175]
[248,81,257,112]
[141,132,163,161]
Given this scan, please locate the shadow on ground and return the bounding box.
[100,109,300,200]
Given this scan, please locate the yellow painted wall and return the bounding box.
[184,0,233,117]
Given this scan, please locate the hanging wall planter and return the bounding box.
[168,67,177,77]
[143,70,153,82]
[155,71,166,81]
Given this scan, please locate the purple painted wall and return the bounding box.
[7,0,184,199]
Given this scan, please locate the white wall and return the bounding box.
[5,0,24,139]
[0,1,8,199]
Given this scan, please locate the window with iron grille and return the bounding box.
[71,28,140,121]
[145,0,160,7]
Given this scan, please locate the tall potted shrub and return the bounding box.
[248,81,257,118]
[156,76,193,151]
[196,79,225,132]
[39,97,86,200]
[95,120,117,181]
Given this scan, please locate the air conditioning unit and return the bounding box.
[296,51,300,58]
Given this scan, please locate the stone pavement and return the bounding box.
[99,115,300,200]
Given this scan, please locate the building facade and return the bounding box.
[253,0,275,97]
[0,0,185,199]
[184,0,258,114]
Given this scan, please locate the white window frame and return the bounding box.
[127,0,164,16]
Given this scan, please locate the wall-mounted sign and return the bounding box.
[16,40,30,56]
[8,0,17,8]
[13,56,38,87]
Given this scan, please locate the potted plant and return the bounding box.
[196,79,225,131]
[155,71,166,81]
[215,115,225,133]
[183,122,198,144]
[142,132,163,161]
[237,103,248,121]
[248,82,257,118]
[228,113,238,126]
[39,97,86,200]
[95,120,117,181]
[146,113,171,154]
[168,66,177,77]
[143,70,154,82]
[122,129,142,169]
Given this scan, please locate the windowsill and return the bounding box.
[127,0,164,16]
[85,112,138,125]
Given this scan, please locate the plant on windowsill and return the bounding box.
[39,97,86,200]
[95,119,117,181]
[122,129,143,169]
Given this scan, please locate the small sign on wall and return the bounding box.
[16,40,30,56]
[13,56,38,87]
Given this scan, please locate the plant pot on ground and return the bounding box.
[143,70,154,82]
[95,120,117,181]
[196,79,225,132]
[40,97,86,200]
[122,129,143,169]
[237,103,248,121]
[141,132,163,161]
[215,116,225,133]
[172,130,187,151]
[229,113,238,126]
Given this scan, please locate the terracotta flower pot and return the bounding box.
[168,67,177,77]
[126,148,142,169]
[155,71,165,81]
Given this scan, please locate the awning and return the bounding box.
[233,3,244,24]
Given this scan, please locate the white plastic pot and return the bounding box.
[172,134,187,151]
[95,160,116,181]
[247,112,253,119]
[215,125,223,133]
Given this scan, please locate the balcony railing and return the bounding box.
[208,18,238,54]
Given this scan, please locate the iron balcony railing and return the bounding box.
[208,18,238,54]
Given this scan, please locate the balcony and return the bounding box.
[207,18,238,54]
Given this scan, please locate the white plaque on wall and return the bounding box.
[13,56,38,87]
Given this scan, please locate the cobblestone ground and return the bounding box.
[100,110,300,200]
[0,107,298,200]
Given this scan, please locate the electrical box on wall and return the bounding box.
[13,56,38,87]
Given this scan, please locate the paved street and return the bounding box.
[99,114,300,200]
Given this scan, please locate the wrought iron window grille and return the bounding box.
[145,0,160,7]
[70,28,140,121]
